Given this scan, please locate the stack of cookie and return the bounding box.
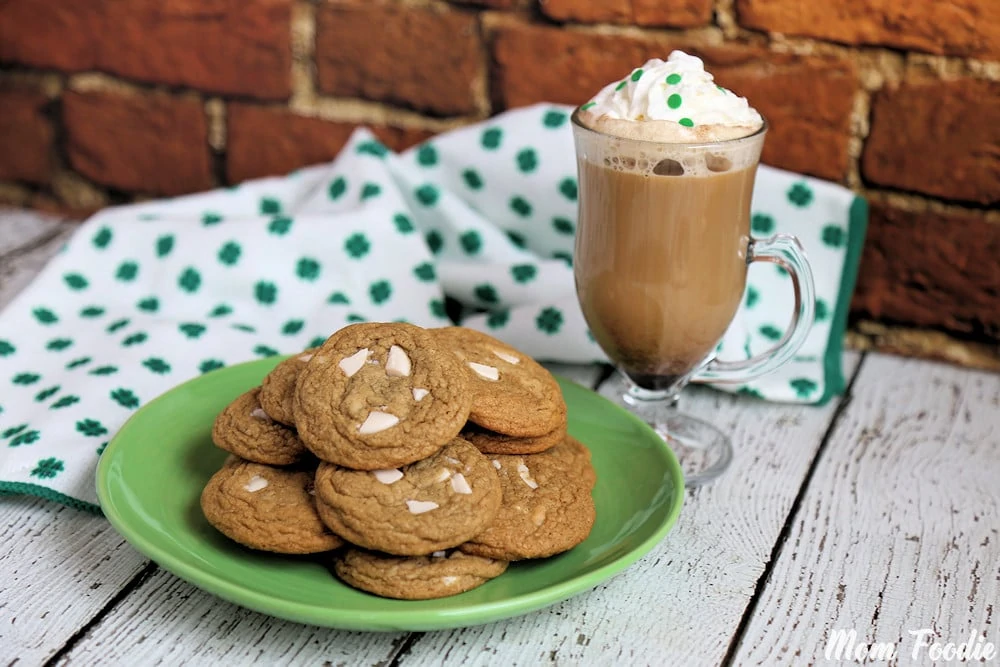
[201,322,597,600]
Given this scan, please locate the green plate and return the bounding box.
[96,358,684,631]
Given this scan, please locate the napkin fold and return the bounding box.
[0,104,867,511]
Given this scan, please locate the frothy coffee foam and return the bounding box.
[577,51,764,177]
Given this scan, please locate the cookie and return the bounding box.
[211,388,308,465]
[294,322,473,469]
[200,457,343,554]
[432,327,566,438]
[314,438,502,555]
[551,435,597,490]
[460,439,596,560]
[461,422,564,455]
[333,548,508,600]
[259,349,317,426]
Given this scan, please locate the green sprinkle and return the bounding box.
[717,84,725,91]
[615,80,628,91]
[679,117,694,127]
[666,73,682,85]
[580,101,596,111]
[667,94,682,109]
[631,69,643,82]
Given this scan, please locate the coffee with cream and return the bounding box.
[572,52,765,391]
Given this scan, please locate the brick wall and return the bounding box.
[1,0,998,367]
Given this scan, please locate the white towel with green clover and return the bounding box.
[0,104,867,511]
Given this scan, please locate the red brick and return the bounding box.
[736,0,1000,60]
[448,0,517,7]
[852,203,1000,338]
[492,21,857,180]
[0,0,291,99]
[227,104,436,183]
[0,88,54,185]
[63,91,213,196]
[316,3,483,116]
[542,0,712,28]
[706,48,857,182]
[862,79,1000,206]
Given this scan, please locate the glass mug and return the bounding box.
[571,111,815,487]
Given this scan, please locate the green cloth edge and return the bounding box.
[816,195,869,405]
[0,481,102,514]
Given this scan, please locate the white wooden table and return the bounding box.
[2,209,998,666]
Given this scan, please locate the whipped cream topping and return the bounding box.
[579,51,763,142]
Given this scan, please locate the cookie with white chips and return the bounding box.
[259,348,317,426]
[200,457,343,554]
[433,327,567,438]
[333,547,508,600]
[461,437,596,561]
[294,323,473,469]
[211,387,308,465]
[313,438,501,556]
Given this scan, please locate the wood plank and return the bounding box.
[0,225,76,311]
[730,355,1000,666]
[393,354,863,667]
[0,496,149,665]
[0,208,68,257]
[55,567,410,665]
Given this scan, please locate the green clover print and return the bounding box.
[357,141,388,158]
[76,419,108,437]
[156,234,174,258]
[543,110,568,128]
[787,182,814,207]
[370,281,392,305]
[31,457,63,479]
[481,127,503,150]
[516,148,539,174]
[111,388,140,409]
[486,309,510,329]
[92,226,112,249]
[417,144,438,167]
[345,233,371,259]
[475,284,499,304]
[218,242,242,266]
[536,307,563,334]
[268,216,293,235]
[64,273,88,290]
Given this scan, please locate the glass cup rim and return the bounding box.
[570,107,768,150]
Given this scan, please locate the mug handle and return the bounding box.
[691,233,816,385]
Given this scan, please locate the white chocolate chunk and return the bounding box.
[444,457,461,465]
[517,463,539,489]
[406,499,439,514]
[468,362,499,381]
[432,551,446,558]
[451,473,472,494]
[442,576,459,585]
[436,468,452,482]
[385,345,412,377]
[298,353,314,362]
[412,387,429,401]
[492,349,520,365]
[358,410,399,434]
[492,460,501,469]
[243,475,268,492]
[372,468,404,484]
[531,505,547,526]
[339,348,370,377]
[250,407,269,420]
